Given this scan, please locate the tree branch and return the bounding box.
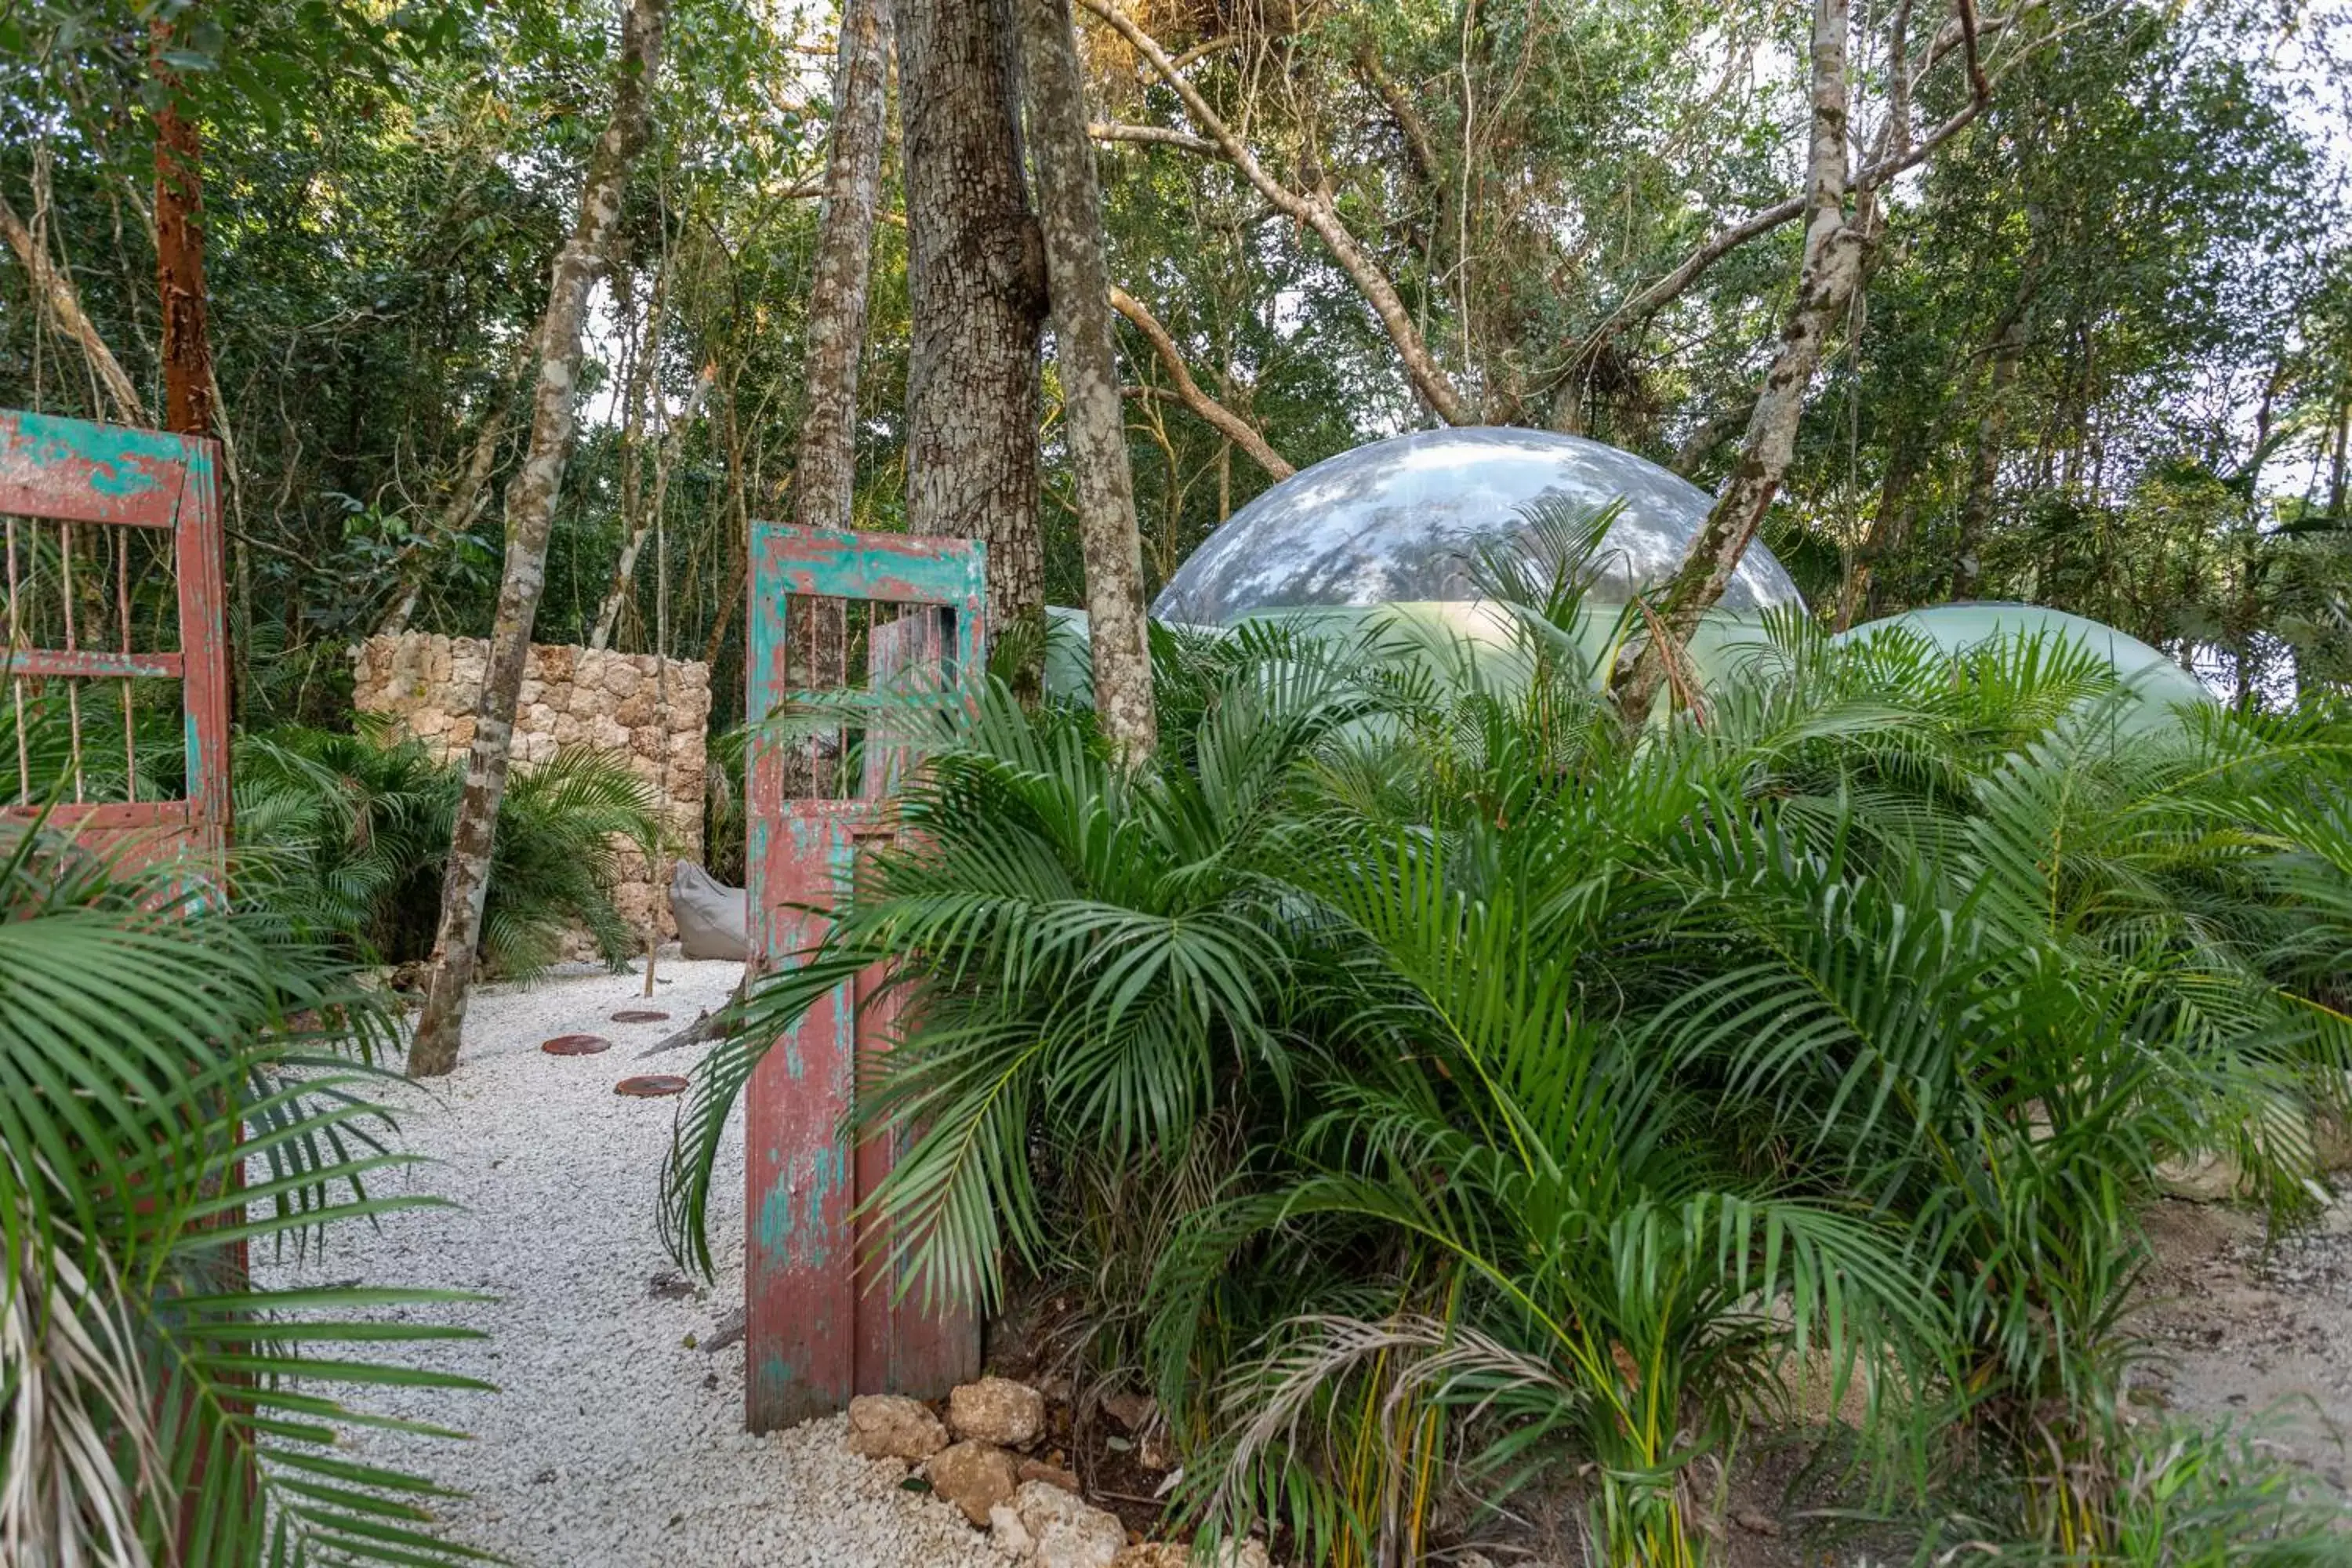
[1078,0,1469,426]
[1089,122,1220,157]
[1109,286,1295,480]
[0,187,147,425]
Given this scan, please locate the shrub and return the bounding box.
[664,522,2352,1564]
[235,723,660,977]
[0,813,485,1565]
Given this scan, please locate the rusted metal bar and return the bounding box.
[7,513,26,802]
[118,528,136,802]
[8,648,183,681]
[42,800,194,831]
[60,521,84,801]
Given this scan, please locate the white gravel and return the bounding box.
[256,957,1006,1567]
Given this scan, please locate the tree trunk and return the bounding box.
[1610,0,1865,721]
[152,23,214,437]
[590,363,713,651]
[1950,314,2024,601]
[407,0,667,1078]
[900,0,1049,695]
[592,263,659,649]
[792,0,892,538]
[1019,0,1156,758]
[0,188,147,425]
[781,0,892,790]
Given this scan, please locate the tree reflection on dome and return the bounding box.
[1151,426,1804,623]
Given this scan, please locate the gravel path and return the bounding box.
[258,958,1004,1567]
[2140,1191,2352,1500]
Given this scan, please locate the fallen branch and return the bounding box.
[635,1001,734,1062]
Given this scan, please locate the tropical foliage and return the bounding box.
[234,723,660,976]
[665,523,2352,1563]
[3,0,2345,724]
[0,815,484,1566]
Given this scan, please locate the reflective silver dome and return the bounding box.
[1151,426,1805,622]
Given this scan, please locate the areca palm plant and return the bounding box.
[662,511,2352,1564]
[0,815,487,1566]
[235,724,660,975]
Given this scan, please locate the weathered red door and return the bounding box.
[743,521,987,1431]
[0,411,230,864]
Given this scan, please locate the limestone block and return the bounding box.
[847,1395,948,1463]
[949,1377,1045,1448]
[1000,1483,1123,1568]
[924,1442,1017,1527]
[603,661,641,698]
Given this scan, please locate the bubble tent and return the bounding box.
[1831,601,2214,714]
[1047,426,2208,717]
[1149,426,1804,623]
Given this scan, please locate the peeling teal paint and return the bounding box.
[18,417,181,489]
[740,521,989,1426]
[756,1142,845,1269]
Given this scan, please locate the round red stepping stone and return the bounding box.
[541,1034,612,1056]
[615,1074,689,1098]
[610,1008,671,1023]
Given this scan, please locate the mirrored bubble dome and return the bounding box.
[1150,426,1806,623]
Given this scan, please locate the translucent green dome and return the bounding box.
[1834,602,2213,713]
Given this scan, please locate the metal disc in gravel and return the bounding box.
[541,1034,612,1056]
[610,1008,671,1023]
[614,1074,689,1098]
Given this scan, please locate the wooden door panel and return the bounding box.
[742,522,985,1431]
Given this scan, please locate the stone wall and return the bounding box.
[353,633,712,946]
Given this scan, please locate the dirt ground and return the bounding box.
[2135,1187,2352,1499]
[1478,1186,2352,1566]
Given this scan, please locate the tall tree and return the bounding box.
[898,0,1047,689]
[1610,0,1873,719]
[784,0,892,789]
[1019,0,1156,757]
[407,0,669,1078]
[1610,0,2006,720]
[151,18,214,436]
